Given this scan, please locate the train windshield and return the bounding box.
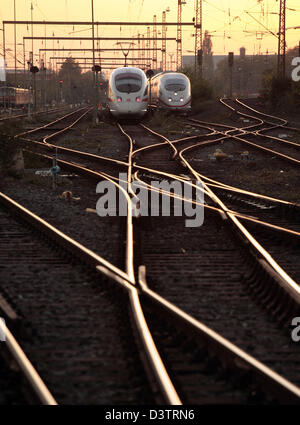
[115,73,142,93]
[164,79,186,92]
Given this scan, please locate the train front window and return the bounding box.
[165,79,186,92]
[115,73,142,93]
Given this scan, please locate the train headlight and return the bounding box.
[174,92,178,96]
[117,97,122,102]
[180,98,184,102]
[136,97,141,102]
[168,98,173,102]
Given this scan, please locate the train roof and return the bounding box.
[110,67,147,77]
[151,71,190,81]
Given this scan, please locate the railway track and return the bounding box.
[0,106,72,124]
[0,193,157,405]
[116,122,300,402]
[185,98,300,167]
[1,102,300,405]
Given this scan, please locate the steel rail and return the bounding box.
[229,99,300,148]
[132,171,300,239]
[0,191,181,405]
[234,213,300,238]
[19,136,128,168]
[139,123,178,159]
[98,270,183,405]
[138,266,300,403]
[117,123,135,196]
[0,319,57,405]
[188,117,300,166]
[10,112,300,404]
[133,168,300,244]
[93,120,300,400]
[14,108,128,168]
[255,130,300,149]
[131,130,217,158]
[118,124,300,238]
[0,191,131,283]
[133,146,298,210]
[177,151,300,303]
[16,121,300,404]
[188,115,300,151]
[8,113,300,400]
[128,288,182,404]
[221,97,277,124]
[236,98,300,132]
[96,169,300,240]
[235,98,288,125]
[116,123,141,282]
[42,108,92,145]
[205,181,298,206]
[0,106,70,123]
[220,99,292,146]
[135,124,300,302]
[173,134,300,203]
[24,119,182,403]
[26,147,265,226]
[220,99,300,150]
[137,124,299,206]
[15,106,90,138]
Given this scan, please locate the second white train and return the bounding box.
[149,72,192,112]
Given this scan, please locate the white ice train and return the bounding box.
[107,67,149,118]
[149,72,191,113]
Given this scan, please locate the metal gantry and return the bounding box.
[23,36,177,41]
[3,19,195,75]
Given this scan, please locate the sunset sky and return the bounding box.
[1,0,300,70]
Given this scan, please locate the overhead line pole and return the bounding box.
[153,15,157,70]
[278,0,286,78]
[195,0,203,77]
[177,1,185,71]
[146,27,150,69]
[14,0,17,85]
[91,0,97,124]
